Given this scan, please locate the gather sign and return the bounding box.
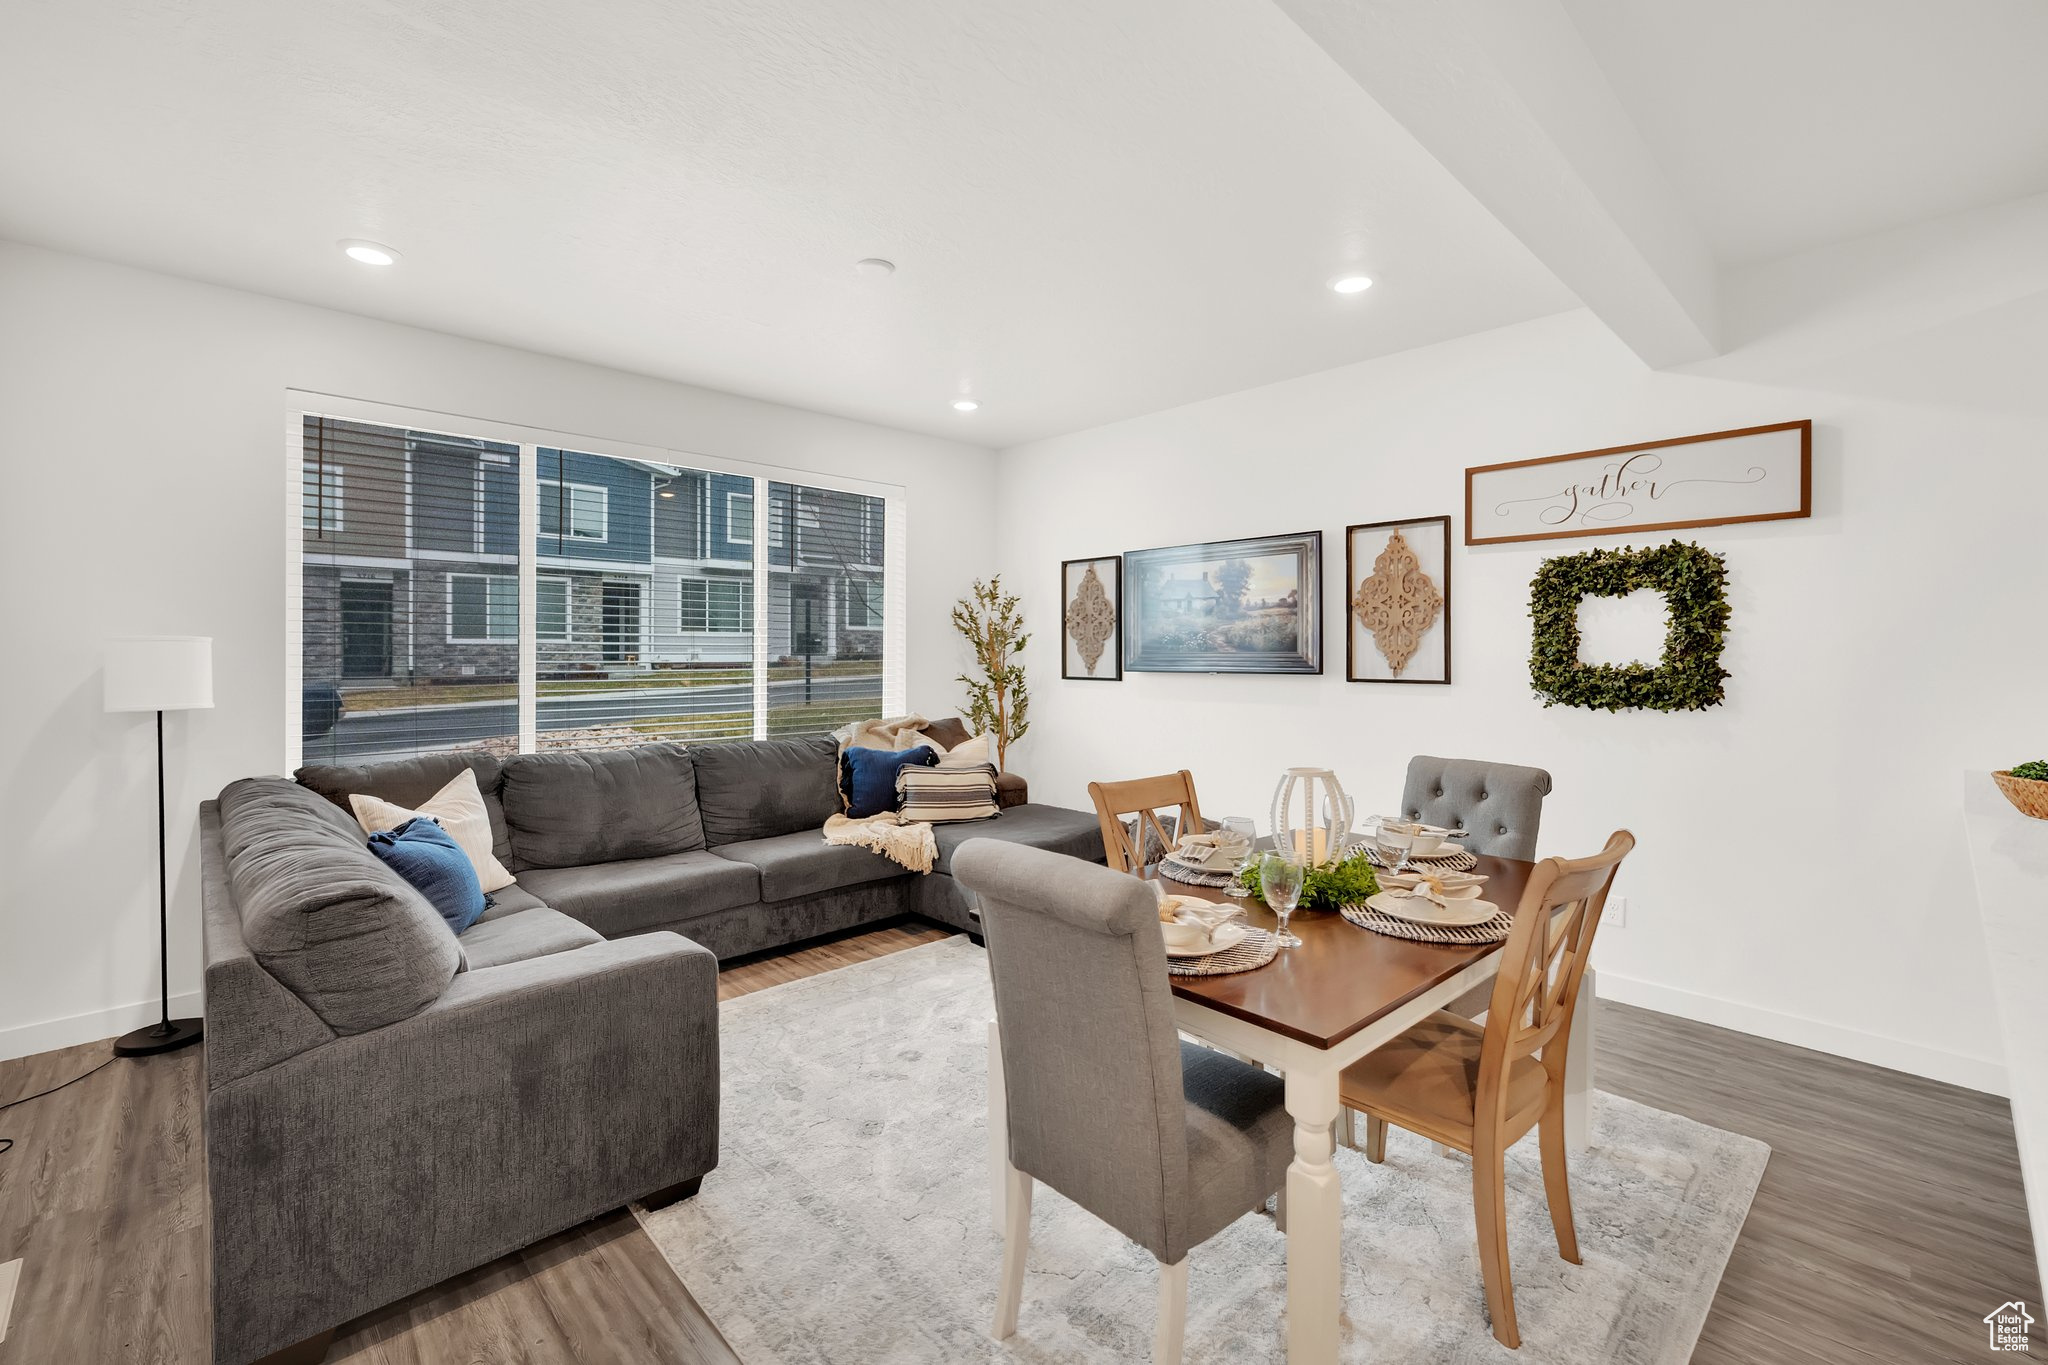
[1465,420,1811,546]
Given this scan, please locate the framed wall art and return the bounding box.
[1347,515,1450,684]
[1466,419,1811,546]
[1122,531,1322,675]
[1060,555,1122,680]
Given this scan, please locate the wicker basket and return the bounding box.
[1993,770,2048,821]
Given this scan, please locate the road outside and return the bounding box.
[304,673,884,763]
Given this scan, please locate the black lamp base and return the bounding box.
[114,1017,203,1058]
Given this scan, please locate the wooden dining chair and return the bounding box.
[1336,830,1634,1349]
[1088,771,1204,874]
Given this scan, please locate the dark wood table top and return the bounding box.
[1150,853,1537,1050]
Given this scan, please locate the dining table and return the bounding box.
[984,850,1598,1365]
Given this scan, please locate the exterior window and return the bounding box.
[302,462,343,533]
[536,576,570,641]
[540,480,608,541]
[845,579,883,629]
[449,573,518,642]
[680,578,753,633]
[727,491,754,546]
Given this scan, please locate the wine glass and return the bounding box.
[1219,816,1257,893]
[1257,850,1306,948]
[1373,821,1413,879]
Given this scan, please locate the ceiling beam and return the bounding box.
[1274,0,1721,368]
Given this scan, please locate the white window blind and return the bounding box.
[295,411,898,764]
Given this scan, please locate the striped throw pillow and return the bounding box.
[897,761,1002,823]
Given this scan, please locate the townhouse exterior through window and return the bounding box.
[298,415,891,765]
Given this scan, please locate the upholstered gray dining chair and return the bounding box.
[955,840,1293,1364]
[1401,755,1554,862]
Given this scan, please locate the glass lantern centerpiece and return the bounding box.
[1270,767,1352,869]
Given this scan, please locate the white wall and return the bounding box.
[997,304,2048,1094]
[0,242,996,1059]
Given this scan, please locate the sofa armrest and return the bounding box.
[205,931,719,1365]
[995,770,1028,809]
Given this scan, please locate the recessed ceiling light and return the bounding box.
[855,257,896,277]
[952,399,980,413]
[1331,275,1373,295]
[340,239,400,267]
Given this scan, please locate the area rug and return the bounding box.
[638,937,1768,1364]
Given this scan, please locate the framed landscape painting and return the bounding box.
[1060,555,1122,680]
[1122,531,1322,674]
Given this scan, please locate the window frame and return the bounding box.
[727,490,754,546]
[539,478,610,543]
[446,571,520,644]
[844,577,883,629]
[302,460,344,534]
[535,574,571,642]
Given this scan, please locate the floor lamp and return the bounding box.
[104,635,213,1057]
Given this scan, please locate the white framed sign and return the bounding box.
[1465,420,1811,546]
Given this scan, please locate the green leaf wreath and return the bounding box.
[1529,541,1730,712]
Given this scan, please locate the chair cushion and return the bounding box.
[498,743,705,868]
[515,850,760,939]
[217,778,461,1036]
[1336,1010,1549,1140]
[456,906,604,970]
[692,735,842,845]
[296,751,514,870]
[711,830,910,902]
[1179,1042,1294,1248]
[930,804,1106,873]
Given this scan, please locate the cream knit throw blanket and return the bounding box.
[822,811,937,874]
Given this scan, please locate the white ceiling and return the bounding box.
[1561,0,2048,265]
[0,0,1577,446]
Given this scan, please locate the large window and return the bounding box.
[296,411,896,763]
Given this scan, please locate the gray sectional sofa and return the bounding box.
[200,730,1103,1365]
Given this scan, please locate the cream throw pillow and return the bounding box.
[938,732,994,767]
[349,769,516,893]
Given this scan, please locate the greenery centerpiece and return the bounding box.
[952,576,1030,770]
[1249,847,1381,910]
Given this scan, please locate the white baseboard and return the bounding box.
[1598,972,2009,1097]
[0,991,204,1064]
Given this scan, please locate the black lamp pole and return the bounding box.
[114,708,203,1058]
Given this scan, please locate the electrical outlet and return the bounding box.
[1608,896,1629,928]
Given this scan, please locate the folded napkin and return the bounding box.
[1382,868,1486,905]
[1172,829,1251,868]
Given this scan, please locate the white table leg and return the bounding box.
[1564,966,1595,1154]
[989,1017,1010,1236]
[1283,1064,1343,1364]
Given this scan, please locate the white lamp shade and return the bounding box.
[104,636,214,713]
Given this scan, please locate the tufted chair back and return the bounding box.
[1400,755,1553,861]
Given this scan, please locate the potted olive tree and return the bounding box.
[952,576,1030,770]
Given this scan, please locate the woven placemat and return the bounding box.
[1158,855,1242,889]
[1359,844,1478,873]
[1340,900,1514,945]
[1166,927,1280,976]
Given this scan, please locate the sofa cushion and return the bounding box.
[692,735,841,845]
[841,744,938,818]
[218,777,462,1036]
[711,830,911,902]
[498,743,705,868]
[476,880,551,923]
[456,906,604,970]
[516,850,760,939]
[930,803,1107,873]
[368,817,488,934]
[297,752,515,870]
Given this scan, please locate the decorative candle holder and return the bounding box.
[1270,767,1352,870]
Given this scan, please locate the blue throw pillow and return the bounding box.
[841,745,938,819]
[369,817,487,935]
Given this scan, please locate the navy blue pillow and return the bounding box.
[841,745,939,819]
[369,817,487,935]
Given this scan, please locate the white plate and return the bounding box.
[1366,891,1500,928]
[1163,922,1249,958]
